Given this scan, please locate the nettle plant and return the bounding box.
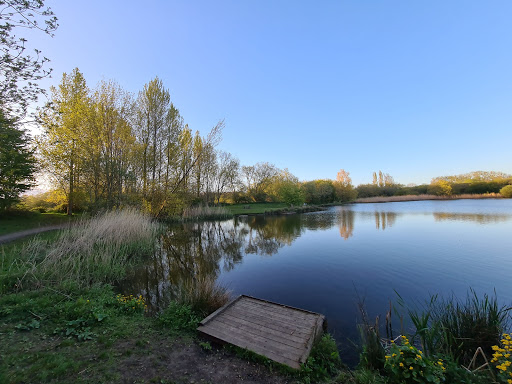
[384,335,445,384]
[491,333,512,384]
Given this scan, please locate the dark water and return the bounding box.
[121,199,512,364]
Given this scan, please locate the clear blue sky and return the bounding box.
[30,1,512,186]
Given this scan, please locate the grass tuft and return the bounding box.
[177,275,231,317]
[15,209,160,289]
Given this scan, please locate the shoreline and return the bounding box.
[353,193,503,204]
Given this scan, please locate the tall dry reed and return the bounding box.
[26,209,160,287]
[182,206,232,221]
[176,275,231,316]
[355,193,501,203]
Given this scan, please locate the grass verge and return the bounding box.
[0,211,80,236]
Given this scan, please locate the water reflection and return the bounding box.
[120,200,512,313]
[338,209,355,240]
[433,212,511,224]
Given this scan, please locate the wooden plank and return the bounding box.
[197,295,326,370]
[242,295,323,316]
[298,314,325,364]
[202,320,303,358]
[199,295,242,326]
[238,299,319,325]
[214,312,307,350]
[233,301,318,330]
[236,298,317,323]
[198,323,301,369]
[204,320,304,362]
[227,305,313,337]
[218,311,309,344]
[199,321,302,362]
[198,322,302,368]
[240,297,319,321]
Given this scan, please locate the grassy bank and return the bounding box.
[0,209,350,383]
[355,193,502,203]
[0,211,80,236]
[226,202,330,216]
[3,209,509,383]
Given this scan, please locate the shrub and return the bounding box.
[158,301,200,333]
[500,185,512,198]
[491,333,512,383]
[384,336,445,383]
[301,334,342,383]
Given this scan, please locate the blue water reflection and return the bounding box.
[123,199,512,365]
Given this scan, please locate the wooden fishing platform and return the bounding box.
[197,295,325,369]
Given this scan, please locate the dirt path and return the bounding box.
[0,224,70,244]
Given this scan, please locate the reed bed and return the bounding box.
[176,275,231,316]
[355,193,502,203]
[23,209,160,287]
[182,206,233,221]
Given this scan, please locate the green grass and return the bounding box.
[0,211,79,236]
[225,202,288,215]
[2,210,161,291]
[0,284,197,384]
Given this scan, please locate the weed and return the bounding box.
[301,334,343,383]
[158,301,200,334]
[199,341,212,351]
[177,276,231,317]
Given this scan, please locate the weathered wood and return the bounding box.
[214,313,306,349]
[199,295,242,326]
[197,295,325,370]
[236,300,318,326]
[226,306,312,338]
[198,323,301,368]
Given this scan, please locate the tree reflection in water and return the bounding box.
[118,205,510,312]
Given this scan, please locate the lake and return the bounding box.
[122,199,512,364]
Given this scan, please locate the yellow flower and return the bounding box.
[409,366,413,370]
[399,363,404,367]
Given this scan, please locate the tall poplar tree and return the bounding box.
[38,68,89,215]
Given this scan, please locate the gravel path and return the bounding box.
[0,224,70,244]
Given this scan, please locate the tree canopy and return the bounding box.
[0,0,58,117]
[0,110,36,210]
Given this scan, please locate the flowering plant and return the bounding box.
[491,333,512,384]
[384,335,445,383]
[115,294,147,313]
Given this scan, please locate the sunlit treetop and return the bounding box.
[0,0,58,118]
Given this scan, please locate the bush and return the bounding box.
[158,301,200,333]
[301,334,342,383]
[384,336,445,383]
[491,333,512,383]
[500,185,512,198]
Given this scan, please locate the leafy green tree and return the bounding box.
[428,180,452,196]
[334,169,357,202]
[500,185,512,198]
[38,68,90,215]
[0,111,36,210]
[0,0,58,117]
[277,180,304,206]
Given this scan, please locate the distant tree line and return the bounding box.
[356,170,512,198]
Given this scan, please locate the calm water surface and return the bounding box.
[122,199,512,363]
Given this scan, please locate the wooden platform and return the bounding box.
[197,295,325,369]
